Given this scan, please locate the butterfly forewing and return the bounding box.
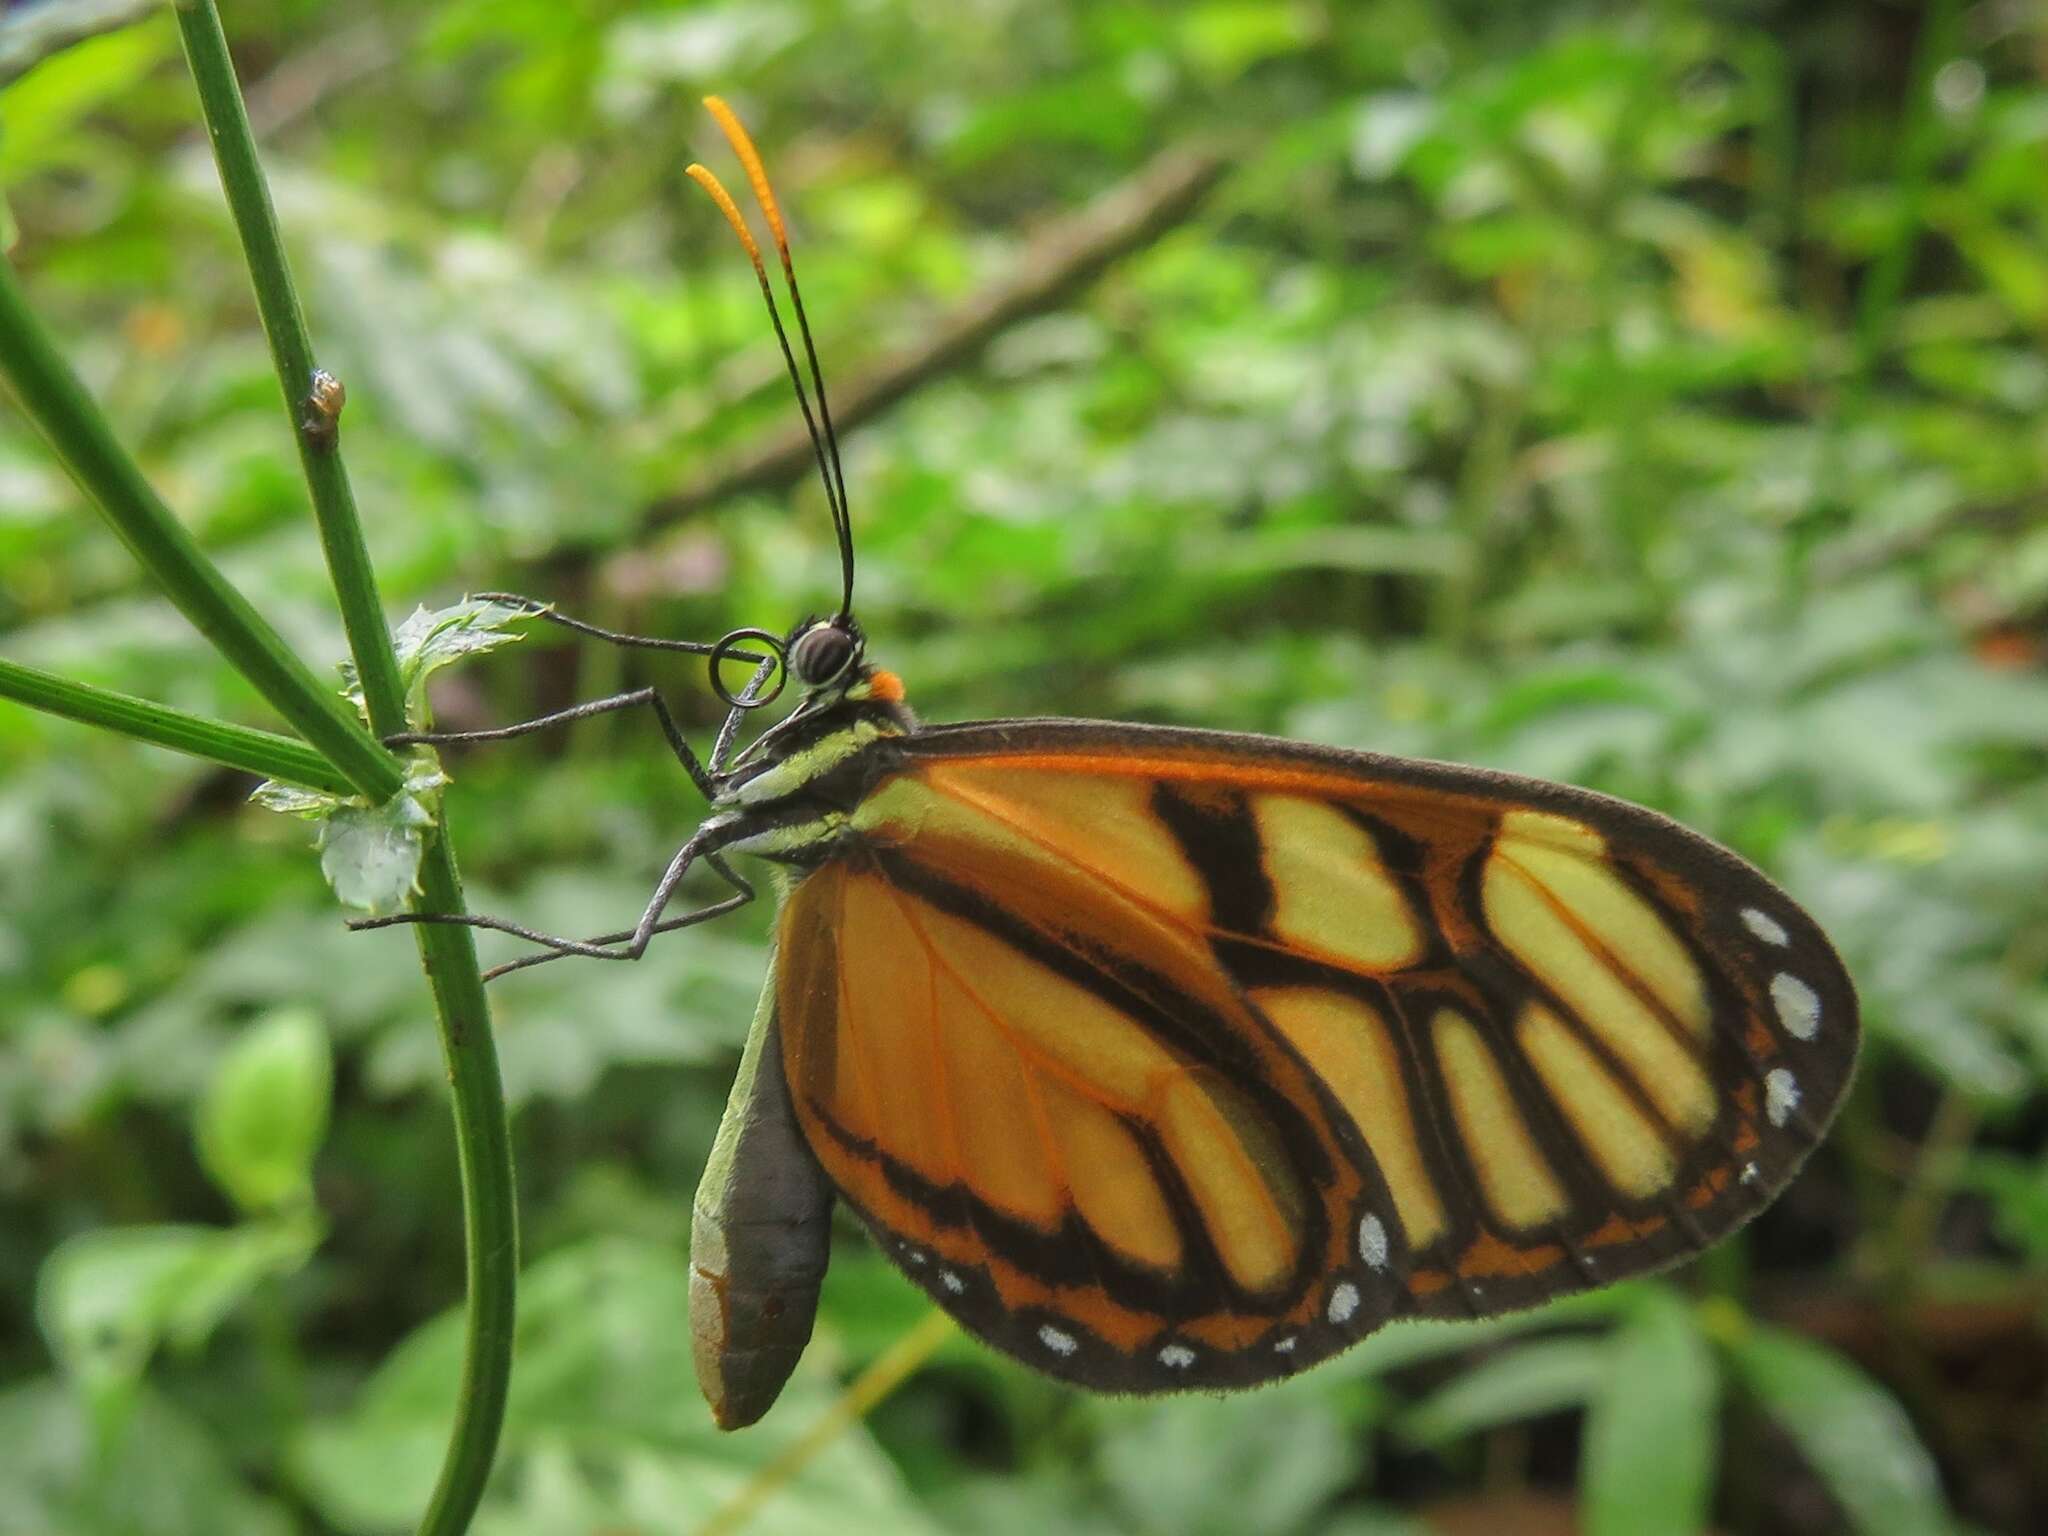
[771,720,1857,1392]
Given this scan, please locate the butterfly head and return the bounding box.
[789,616,861,690]
[785,614,905,708]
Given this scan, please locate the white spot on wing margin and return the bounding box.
[1158,1343,1196,1369]
[1743,907,1790,946]
[1358,1214,1389,1270]
[1764,1068,1800,1128]
[1038,1323,1078,1356]
[1771,972,1821,1041]
[1327,1282,1360,1325]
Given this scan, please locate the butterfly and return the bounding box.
[366,99,1859,1431]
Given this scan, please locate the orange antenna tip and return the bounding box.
[684,162,767,274]
[703,95,790,256]
[693,96,855,616]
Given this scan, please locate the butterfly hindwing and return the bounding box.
[771,720,1858,1391]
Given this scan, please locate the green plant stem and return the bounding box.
[409,837,518,1532]
[173,0,406,738]
[0,656,353,793]
[0,261,400,801]
[175,7,515,1532]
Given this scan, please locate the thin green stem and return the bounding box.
[175,8,515,1533]
[0,656,354,793]
[173,0,407,740]
[409,837,518,1533]
[0,260,400,800]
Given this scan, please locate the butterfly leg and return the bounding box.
[471,591,752,657]
[479,854,756,981]
[347,834,754,980]
[711,655,781,774]
[387,686,718,802]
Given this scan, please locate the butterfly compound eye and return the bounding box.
[790,623,856,686]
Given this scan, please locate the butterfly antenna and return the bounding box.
[688,102,855,622]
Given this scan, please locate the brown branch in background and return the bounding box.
[3,131,1226,640]
[642,140,1229,529]
[1762,1277,2048,1359]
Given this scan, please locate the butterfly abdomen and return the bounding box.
[689,980,836,1431]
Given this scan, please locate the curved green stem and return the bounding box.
[0,656,354,793]
[174,6,516,1532]
[408,836,518,1533]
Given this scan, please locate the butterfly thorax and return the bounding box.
[706,656,916,866]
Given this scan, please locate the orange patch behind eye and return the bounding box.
[868,670,905,702]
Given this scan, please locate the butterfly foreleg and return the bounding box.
[470,592,747,657]
[387,686,717,801]
[710,654,782,775]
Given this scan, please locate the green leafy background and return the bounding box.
[3,1,2045,1532]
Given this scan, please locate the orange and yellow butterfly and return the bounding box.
[370,100,1858,1430]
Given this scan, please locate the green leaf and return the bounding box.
[0,1377,292,1536]
[1730,1324,1948,1536]
[317,763,444,911]
[1177,0,1316,82]
[195,1008,333,1214]
[1395,1335,1609,1447]
[0,11,171,180]
[252,755,448,913]
[342,597,529,728]
[247,781,336,817]
[1582,1290,1719,1536]
[1330,1284,1645,1380]
[36,1220,320,1415]
[38,1226,216,1410]
[1097,1385,1354,1536]
[1967,1151,2048,1260]
[289,1239,939,1536]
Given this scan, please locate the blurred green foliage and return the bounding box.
[2,0,2046,1532]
